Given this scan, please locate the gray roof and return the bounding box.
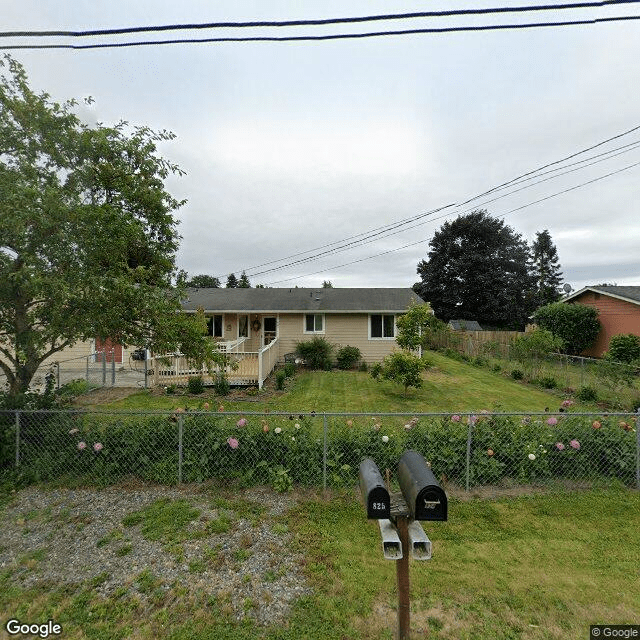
[564,286,640,306]
[448,319,483,331]
[181,287,421,313]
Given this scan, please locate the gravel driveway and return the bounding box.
[0,484,312,625]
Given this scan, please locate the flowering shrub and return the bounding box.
[3,409,637,489]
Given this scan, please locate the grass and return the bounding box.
[1,488,638,639]
[85,352,573,413]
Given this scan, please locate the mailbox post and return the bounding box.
[359,451,447,640]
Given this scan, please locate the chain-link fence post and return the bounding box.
[178,414,184,485]
[465,415,473,492]
[111,356,115,387]
[636,408,640,491]
[323,413,328,491]
[15,410,20,468]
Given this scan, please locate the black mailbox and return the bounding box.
[398,450,447,521]
[359,458,391,519]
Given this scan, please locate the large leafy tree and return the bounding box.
[531,229,563,306]
[0,56,219,399]
[183,273,221,288]
[414,210,536,329]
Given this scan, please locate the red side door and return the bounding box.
[95,338,123,363]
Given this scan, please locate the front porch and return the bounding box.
[150,336,279,389]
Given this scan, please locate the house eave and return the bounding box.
[562,287,640,307]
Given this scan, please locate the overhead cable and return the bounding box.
[2,15,640,50]
[2,1,638,38]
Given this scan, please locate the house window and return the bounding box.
[370,314,395,339]
[304,314,324,334]
[206,315,223,338]
[238,315,249,338]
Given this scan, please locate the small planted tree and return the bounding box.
[371,352,429,395]
[510,329,564,379]
[395,302,450,352]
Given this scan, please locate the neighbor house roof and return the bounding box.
[448,319,483,331]
[181,287,421,313]
[563,286,640,306]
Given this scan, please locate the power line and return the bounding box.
[232,128,640,280]
[460,123,640,206]
[264,160,640,285]
[2,15,640,50]
[3,1,638,38]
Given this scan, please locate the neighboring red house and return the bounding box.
[563,286,640,357]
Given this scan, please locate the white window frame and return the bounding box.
[303,313,325,334]
[369,314,396,340]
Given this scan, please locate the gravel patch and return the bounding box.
[0,484,311,625]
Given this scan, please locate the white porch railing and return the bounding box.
[258,337,278,389]
[151,337,278,388]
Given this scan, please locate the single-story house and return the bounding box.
[170,287,421,387]
[562,285,640,357]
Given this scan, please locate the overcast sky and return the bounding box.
[4,1,640,292]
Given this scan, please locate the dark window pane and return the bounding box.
[371,314,382,338]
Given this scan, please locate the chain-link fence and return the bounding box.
[2,409,638,492]
[0,353,149,394]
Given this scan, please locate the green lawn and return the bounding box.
[1,488,638,639]
[91,352,574,414]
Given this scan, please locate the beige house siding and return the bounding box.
[275,313,401,363]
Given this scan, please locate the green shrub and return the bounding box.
[213,374,230,396]
[283,362,296,378]
[275,369,287,390]
[577,385,598,402]
[533,303,601,355]
[534,376,558,389]
[607,334,640,363]
[295,337,334,370]
[187,376,205,395]
[57,379,94,397]
[371,352,429,395]
[336,346,362,370]
[511,369,524,380]
[358,361,368,372]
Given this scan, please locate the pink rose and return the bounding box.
[77,441,86,450]
[227,437,239,449]
[555,442,565,451]
[451,415,461,422]
[236,418,247,428]
[93,442,103,452]
[569,439,580,450]
[547,417,558,426]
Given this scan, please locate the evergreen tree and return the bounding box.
[226,273,239,288]
[238,271,251,288]
[531,230,563,306]
[414,210,536,329]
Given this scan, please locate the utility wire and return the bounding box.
[3,1,638,38]
[229,130,640,279]
[459,123,640,205]
[2,15,640,50]
[264,160,640,285]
